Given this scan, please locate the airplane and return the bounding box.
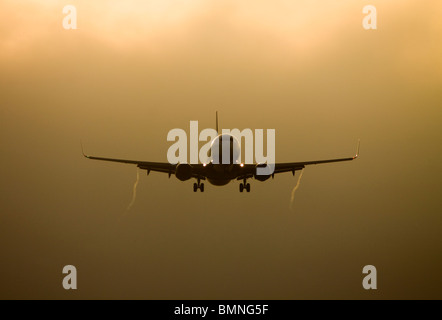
[82,112,359,193]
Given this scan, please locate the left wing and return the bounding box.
[82,148,206,179]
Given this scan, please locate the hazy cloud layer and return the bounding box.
[0,0,441,299]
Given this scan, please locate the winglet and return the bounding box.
[81,141,89,158]
[353,139,360,159]
[216,111,219,134]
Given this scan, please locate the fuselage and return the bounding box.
[205,134,241,186]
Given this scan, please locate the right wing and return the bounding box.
[237,140,360,179]
[273,140,360,175]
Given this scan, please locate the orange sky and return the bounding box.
[0,0,441,299]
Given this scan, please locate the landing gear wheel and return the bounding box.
[193,183,198,192]
[200,183,205,192]
[239,183,244,192]
[246,183,251,192]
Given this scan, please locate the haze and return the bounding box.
[0,0,441,299]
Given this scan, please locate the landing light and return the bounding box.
[240,163,244,167]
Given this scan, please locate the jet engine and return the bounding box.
[175,163,193,181]
[254,163,271,181]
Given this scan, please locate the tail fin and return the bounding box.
[216,111,219,134]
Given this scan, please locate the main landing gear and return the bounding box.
[193,178,204,192]
[239,179,251,193]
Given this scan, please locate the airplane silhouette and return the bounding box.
[83,112,359,192]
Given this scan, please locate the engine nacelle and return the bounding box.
[254,163,271,181]
[175,163,193,181]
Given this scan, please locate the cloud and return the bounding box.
[0,0,384,55]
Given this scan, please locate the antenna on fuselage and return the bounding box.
[216,111,219,134]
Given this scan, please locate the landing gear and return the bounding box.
[239,179,251,193]
[193,179,205,192]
